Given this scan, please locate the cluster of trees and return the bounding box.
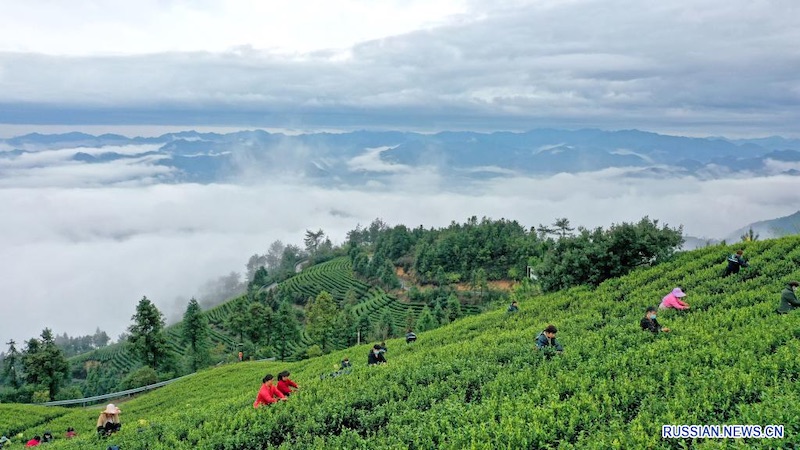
[245,240,306,288]
[345,216,684,296]
[1,215,686,403]
[223,293,301,361]
[53,328,111,358]
[533,217,684,292]
[1,330,71,403]
[346,217,540,288]
[349,245,401,290]
[245,233,345,294]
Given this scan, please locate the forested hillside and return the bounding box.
[0,216,683,403]
[3,236,799,449]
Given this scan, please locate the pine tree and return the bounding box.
[471,268,488,298]
[343,288,359,309]
[181,298,211,372]
[2,339,21,389]
[433,301,447,325]
[127,296,169,370]
[273,301,300,361]
[92,328,110,348]
[22,329,69,401]
[356,313,372,345]
[244,302,274,357]
[446,294,462,322]
[415,306,439,332]
[372,310,397,340]
[332,309,357,349]
[404,308,417,330]
[306,291,339,352]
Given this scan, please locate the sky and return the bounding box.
[0,0,798,136]
[1,0,800,348]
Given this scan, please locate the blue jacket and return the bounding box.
[535,332,563,351]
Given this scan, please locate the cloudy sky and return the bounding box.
[2,0,800,349]
[1,0,799,136]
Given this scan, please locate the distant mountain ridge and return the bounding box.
[682,210,800,250]
[2,128,800,185]
[726,210,800,242]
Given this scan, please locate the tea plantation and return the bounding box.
[3,237,800,449]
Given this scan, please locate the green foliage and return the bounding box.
[53,385,83,402]
[0,404,69,438]
[127,296,170,371]
[248,266,270,291]
[22,329,69,401]
[53,327,110,358]
[119,366,159,390]
[181,298,211,372]
[244,302,273,348]
[471,268,489,297]
[535,217,684,292]
[741,227,760,242]
[404,307,417,330]
[225,302,249,344]
[273,301,300,361]
[446,294,462,322]
[415,306,439,332]
[433,301,447,325]
[373,310,397,340]
[305,345,323,359]
[6,236,800,449]
[305,291,339,352]
[411,217,538,283]
[2,339,21,389]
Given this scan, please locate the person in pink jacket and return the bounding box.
[659,287,690,310]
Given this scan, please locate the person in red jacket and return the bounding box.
[253,374,286,408]
[25,435,41,447]
[276,371,300,396]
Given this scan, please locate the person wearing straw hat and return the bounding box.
[96,404,122,436]
[659,287,690,310]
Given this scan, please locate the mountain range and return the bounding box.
[3,129,800,185]
[682,210,800,250]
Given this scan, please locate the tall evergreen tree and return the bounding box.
[244,302,274,355]
[92,328,110,348]
[127,296,169,370]
[404,308,417,331]
[181,298,211,372]
[446,294,462,322]
[306,291,339,352]
[433,301,447,325]
[415,306,439,332]
[356,313,372,345]
[375,310,396,340]
[273,301,300,361]
[332,308,357,349]
[471,268,488,298]
[304,229,326,254]
[22,329,69,401]
[343,288,360,309]
[2,339,21,389]
[553,218,575,238]
[225,301,249,344]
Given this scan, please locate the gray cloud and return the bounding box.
[0,0,798,135]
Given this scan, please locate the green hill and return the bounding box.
[66,257,484,386]
[5,237,800,448]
